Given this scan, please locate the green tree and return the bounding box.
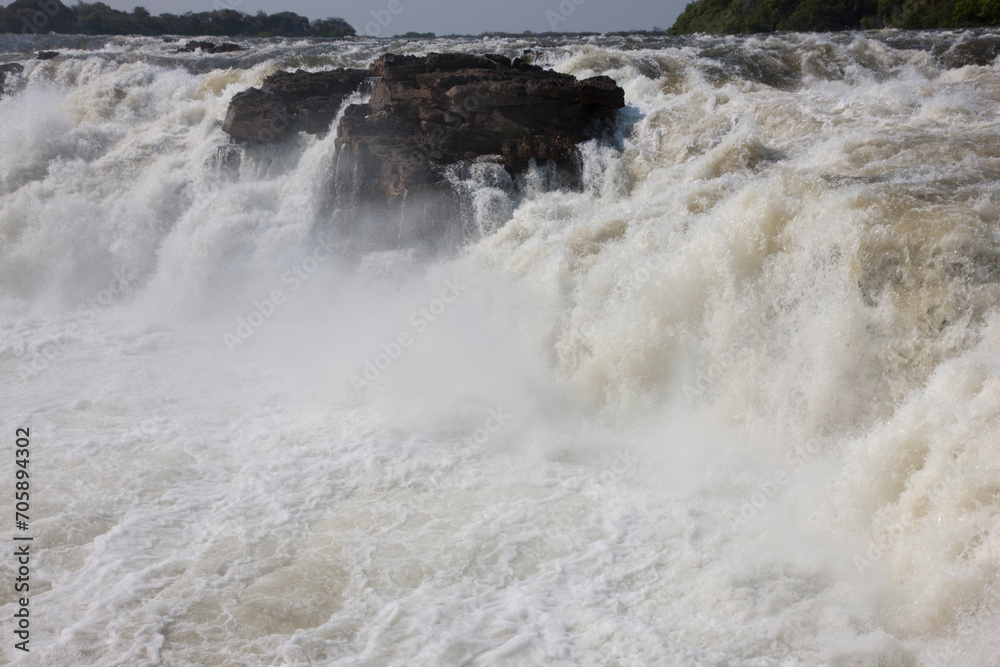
[668,0,1000,33]
[0,0,356,37]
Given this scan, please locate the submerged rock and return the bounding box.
[223,68,368,142]
[176,41,246,55]
[0,62,24,98]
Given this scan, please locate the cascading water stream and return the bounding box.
[2,28,1000,665]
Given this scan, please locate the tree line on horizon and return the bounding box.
[0,0,356,37]
[670,0,1000,34]
[6,0,999,40]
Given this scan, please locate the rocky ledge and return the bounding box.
[336,53,624,203]
[223,68,368,141]
[176,41,247,55]
[222,52,625,248]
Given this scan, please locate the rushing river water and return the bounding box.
[2,28,1000,666]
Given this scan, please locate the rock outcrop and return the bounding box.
[176,41,246,55]
[334,53,625,205]
[0,63,24,98]
[223,68,368,142]
[220,52,626,249]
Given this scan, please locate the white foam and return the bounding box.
[2,30,1000,665]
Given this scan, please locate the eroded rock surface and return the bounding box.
[335,53,625,203]
[177,41,246,55]
[223,68,368,142]
[221,52,626,249]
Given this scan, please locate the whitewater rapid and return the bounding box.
[2,29,1000,665]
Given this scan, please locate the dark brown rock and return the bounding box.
[176,41,246,55]
[220,52,626,250]
[0,62,24,98]
[222,88,292,143]
[335,53,625,203]
[222,68,368,142]
[36,51,59,60]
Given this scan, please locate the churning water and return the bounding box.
[2,28,1000,666]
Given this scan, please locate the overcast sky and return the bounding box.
[77,0,688,36]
